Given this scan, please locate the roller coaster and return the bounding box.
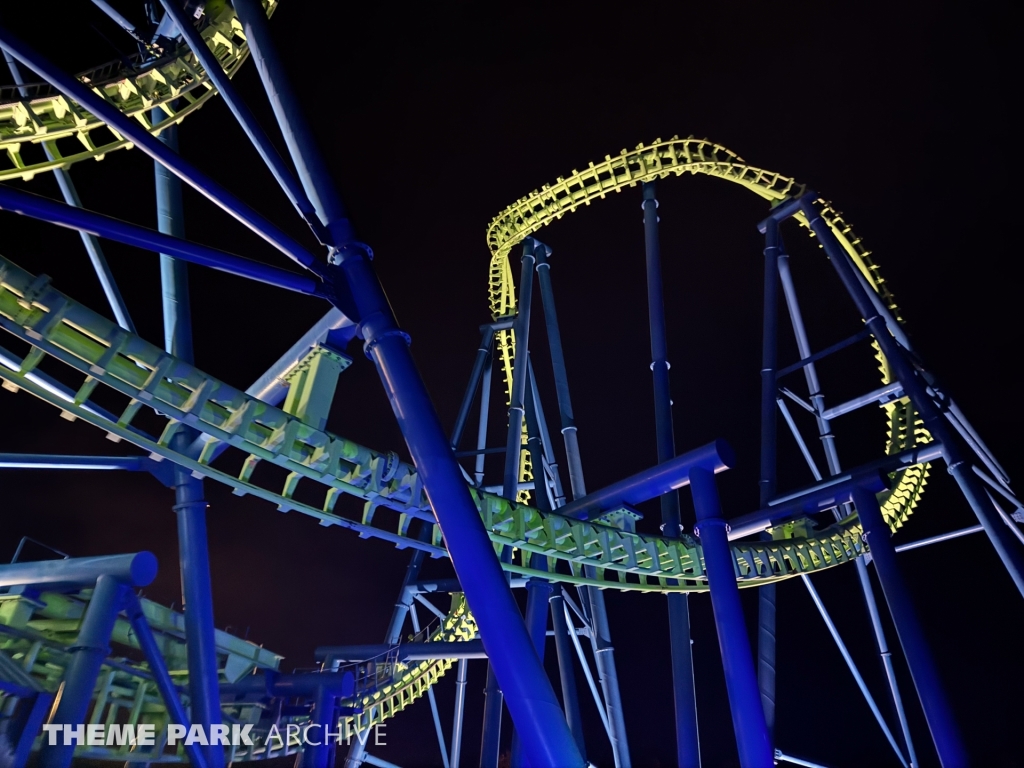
[0,2,1021,767]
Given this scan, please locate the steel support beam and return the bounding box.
[690,465,773,768]
[852,486,966,767]
[155,120,224,768]
[534,243,630,768]
[642,181,700,767]
[798,196,1024,597]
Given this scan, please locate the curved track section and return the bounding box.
[0,0,276,182]
[0,254,867,591]
[485,136,930,534]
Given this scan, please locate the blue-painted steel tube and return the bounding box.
[642,181,700,767]
[39,574,125,768]
[155,122,225,768]
[757,221,781,740]
[534,243,629,768]
[0,553,156,589]
[0,185,320,296]
[560,440,734,521]
[851,485,967,767]
[690,466,773,768]
[0,27,325,275]
[503,239,536,500]
[156,0,326,241]
[798,197,1024,598]
[231,7,583,763]
[122,591,208,768]
[4,51,136,333]
[451,326,494,449]
[511,555,553,768]
[550,591,585,754]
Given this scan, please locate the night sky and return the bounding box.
[1,2,1020,767]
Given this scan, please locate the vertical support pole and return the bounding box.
[800,200,1024,597]
[503,239,536,500]
[851,486,966,767]
[690,468,773,768]
[40,574,124,768]
[410,604,451,768]
[772,225,916,761]
[642,181,700,768]
[301,686,336,768]
[757,222,780,741]
[449,659,469,768]
[3,52,135,334]
[154,115,224,768]
[550,591,586,754]
[535,244,631,768]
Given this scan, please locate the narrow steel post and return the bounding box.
[40,574,124,768]
[233,5,583,765]
[690,467,773,768]
[757,222,781,740]
[852,486,967,767]
[450,659,469,768]
[155,119,224,768]
[503,239,537,500]
[511,555,552,768]
[550,591,586,754]
[4,51,135,332]
[475,352,493,486]
[535,244,631,767]
[478,664,503,768]
[800,199,1024,597]
[302,686,337,768]
[642,181,700,767]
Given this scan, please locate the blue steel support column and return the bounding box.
[757,222,780,740]
[511,554,553,768]
[642,181,700,768]
[154,118,224,768]
[4,52,135,333]
[690,467,773,768]
[550,590,586,753]
[798,198,1024,597]
[535,244,631,768]
[502,240,536,500]
[231,4,583,766]
[851,486,966,767]
[40,574,124,768]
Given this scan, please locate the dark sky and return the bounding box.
[1,1,1020,767]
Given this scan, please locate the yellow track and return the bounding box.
[485,136,930,539]
[0,0,275,181]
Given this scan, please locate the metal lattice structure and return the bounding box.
[1,3,1022,768]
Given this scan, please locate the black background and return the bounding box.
[1,1,1020,766]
